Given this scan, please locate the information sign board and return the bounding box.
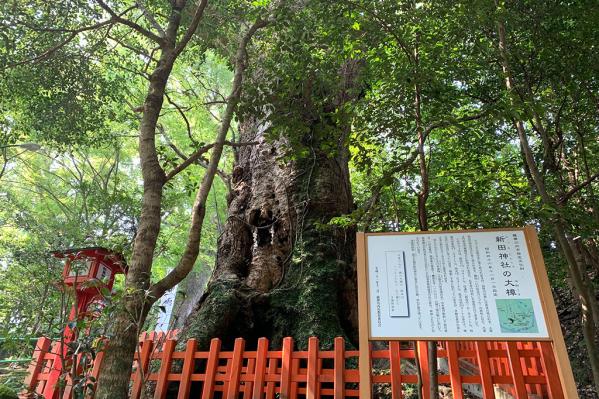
[366,230,548,339]
[356,226,579,399]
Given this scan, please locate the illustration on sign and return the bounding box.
[496,298,539,333]
[366,230,549,339]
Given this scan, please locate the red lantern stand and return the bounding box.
[43,247,126,399]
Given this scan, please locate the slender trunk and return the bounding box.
[94,48,172,398]
[493,1,599,391]
[413,31,437,399]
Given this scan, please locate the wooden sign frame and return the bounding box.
[356,226,578,398]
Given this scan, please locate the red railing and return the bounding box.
[22,335,564,399]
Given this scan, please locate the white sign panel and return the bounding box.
[366,230,548,339]
[96,263,112,282]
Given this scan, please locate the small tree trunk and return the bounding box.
[493,2,599,390]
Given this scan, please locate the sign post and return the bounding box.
[356,226,578,398]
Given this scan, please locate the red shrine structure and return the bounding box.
[30,247,126,399]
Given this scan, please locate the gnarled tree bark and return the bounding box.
[181,69,361,350]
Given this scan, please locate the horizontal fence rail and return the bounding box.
[22,335,564,399]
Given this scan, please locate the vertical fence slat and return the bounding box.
[131,339,154,399]
[265,356,277,399]
[290,357,300,399]
[446,341,463,399]
[417,341,430,398]
[333,337,345,399]
[43,342,64,399]
[154,338,176,399]
[252,338,269,399]
[280,337,293,399]
[243,356,255,399]
[23,337,51,394]
[389,341,402,399]
[25,334,560,399]
[474,341,495,399]
[226,338,245,399]
[307,337,319,399]
[202,338,222,399]
[177,339,197,399]
[506,341,528,398]
[539,341,565,399]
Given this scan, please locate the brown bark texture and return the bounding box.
[181,111,359,351]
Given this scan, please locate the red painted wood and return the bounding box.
[252,338,269,399]
[446,341,463,399]
[265,355,277,399]
[333,337,345,399]
[539,341,565,399]
[226,338,245,399]
[474,341,495,399]
[131,339,154,399]
[201,338,222,399]
[307,337,319,399]
[417,341,430,398]
[389,341,402,399]
[42,342,63,399]
[23,337,51,395]
[177,339,197,399]
[23,334,567,399]
[506,341,528,398]
[243,356,255,399]
[280,337,293,399]
[154,338,176,399]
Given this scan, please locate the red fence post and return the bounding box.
[306,337,319,399]
[201,338,222,399]
[265,354,277,399]
[130,339,154,399]
[333,337,345,399]
[389,341,402,399]
[226,338,245,399]
[446,341,463,399]
[417,341,430,398]
[23,337,51,395]
[539,341,565,399]
[506,342,528,398]
[154,338,176,399]
[252,338,269,399]
[177,339,197,399]
[474,341,495,399]
[280,337,293,399]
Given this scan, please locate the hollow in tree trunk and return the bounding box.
[181,112,359,350]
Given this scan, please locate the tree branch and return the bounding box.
[165,140,258,181]
[558,172,599,205]
[95,0,166,45]
[149,17,268,302]
[135,2,166,38]
[7,20,113,68]
[172,0,209,57]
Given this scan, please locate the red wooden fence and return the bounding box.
[22,335,565,399]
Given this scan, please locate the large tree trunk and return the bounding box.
[181,112,358,349]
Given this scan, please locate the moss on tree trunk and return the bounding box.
[181,114,358,350]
